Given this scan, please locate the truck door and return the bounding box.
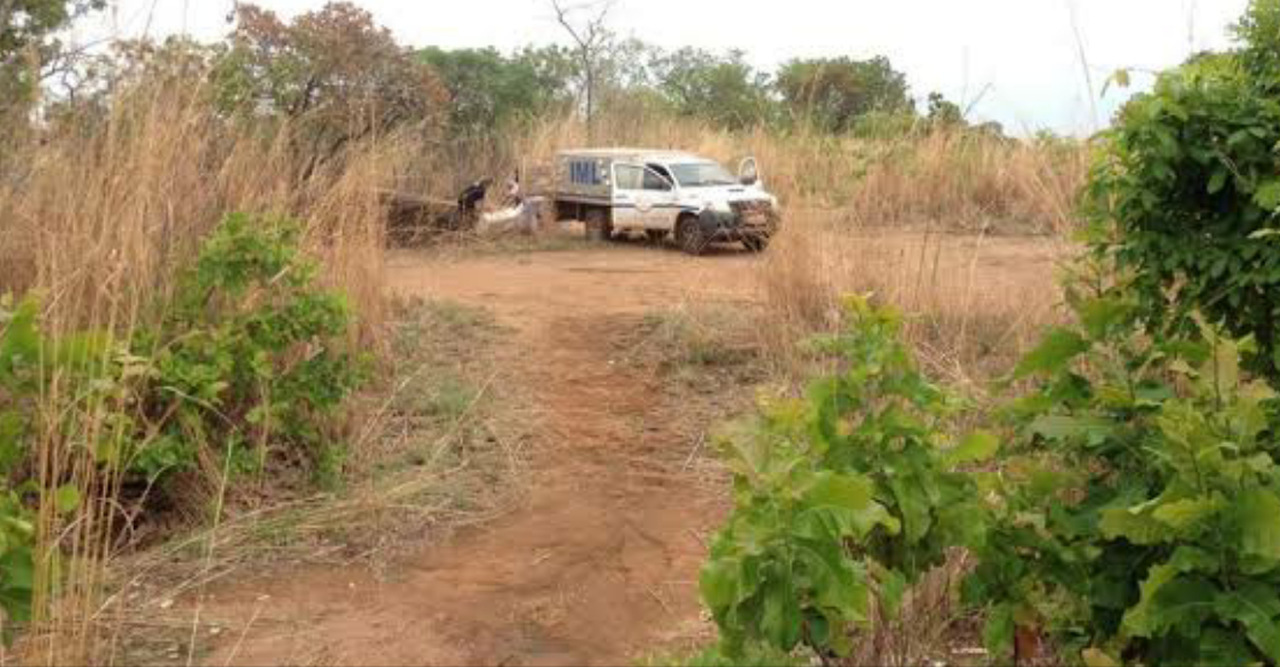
[640,163,679,230]
[611,163,646,232]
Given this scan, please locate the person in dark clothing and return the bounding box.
[458,177,492,215]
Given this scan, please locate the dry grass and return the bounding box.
[752,209,1070,391]
[849,552,985,667]
[0,73,441,662]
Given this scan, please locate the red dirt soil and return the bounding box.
[195,245,760,666]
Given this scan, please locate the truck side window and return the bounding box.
[614,164,643,190]
[643,164,673,191]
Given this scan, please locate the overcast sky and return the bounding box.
[83,0,1250,136]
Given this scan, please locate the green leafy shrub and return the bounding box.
[1087,0,1280,379]
[0,212,367,629]
[0,294,117,628]
[700,296,994,661]
[0,212,367,636]
[0,296,40,625]
[963,261,1280,664]
[138,212,366,487]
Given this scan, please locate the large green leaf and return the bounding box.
[1143,575,1218,636]
[801,471,896,536]
[1013,328,1090,379]
[1254,178,1280,210]
[1237,488,1280,569]
[878,568,907,619]
[0,296,40,379]
[0,411,26,475]
[1151,495,1222,532]
[1215,583,1280,662]
[53,484,81,516]
[1078,296,1136,340]
[888,472,933,544]
[1122,562,1177,637]
[701,559,739,613]
[943,431,999,467]
[1100,507,1167,545]
[1166,545,1219,575]
[0,548,33,623]
[1029,414,1116,445]
[798,541,866,620]
[759,570,802,651]
[983,602,1015,656]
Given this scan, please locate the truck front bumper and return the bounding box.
[697,205,779,240]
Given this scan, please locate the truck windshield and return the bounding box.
[670,162,737,188]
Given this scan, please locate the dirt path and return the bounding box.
[198,245,762,666]
[183,232,1062,666]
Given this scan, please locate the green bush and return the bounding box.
[700,296,994,661]
[963,263,1280,665]
[849,111,922,140]
[0,212,367,632]
[702,286,1280,665]
[0,297,41,626]
[0,294,120,627]
[137,212,367,486]
[1087,1,1280,379]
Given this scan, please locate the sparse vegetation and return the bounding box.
[5,0,1264,664]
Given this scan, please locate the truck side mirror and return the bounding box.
[738,157,760,186]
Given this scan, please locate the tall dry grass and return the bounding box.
[753,209,1070,390]
[0,72,429,662]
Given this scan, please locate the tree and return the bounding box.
[926,91,963,127]
[510,44,578,111]
[212,2,448,170]
[548,0,614,140]
[0,0,104,114]
[418,46,572,132]
[776,55,912,133]
[649,47,773,130]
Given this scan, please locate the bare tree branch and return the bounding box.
[548,0,616,141]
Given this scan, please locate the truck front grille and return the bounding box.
[731,200,777,230]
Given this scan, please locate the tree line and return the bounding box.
[2,0,1001,147]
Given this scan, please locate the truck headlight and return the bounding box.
[704,200,732,213]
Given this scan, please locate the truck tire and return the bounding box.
[584,208,612,242]
[742,235,770,253]
[676,216,706,256]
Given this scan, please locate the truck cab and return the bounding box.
[552,148,780,255]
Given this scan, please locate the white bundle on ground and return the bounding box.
[478,197,544,235]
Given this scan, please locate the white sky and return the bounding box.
[83,0,1249,136]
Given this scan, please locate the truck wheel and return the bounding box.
[742,235,770,252]
[584,209,612,242]
[676,217,706,256]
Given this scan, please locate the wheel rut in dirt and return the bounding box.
[199,248,756,666]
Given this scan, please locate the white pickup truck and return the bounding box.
[551,148,780,255]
